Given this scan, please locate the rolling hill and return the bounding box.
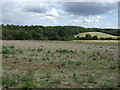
[74,32,118,39]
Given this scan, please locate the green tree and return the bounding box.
[93,35,99,40]
[85,34,93,40]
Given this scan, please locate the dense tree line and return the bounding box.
[1,24,119,40]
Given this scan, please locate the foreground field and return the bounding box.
[2,40,119,88]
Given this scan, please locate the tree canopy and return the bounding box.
[1,24,119,40]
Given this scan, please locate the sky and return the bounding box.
[1,0,119,29]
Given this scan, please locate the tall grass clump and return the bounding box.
[56,49,75,53]
[2,48,11,54]
[16,49,23,54]
[37,48,43,52]
[9,45,14,49]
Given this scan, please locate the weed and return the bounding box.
[16,49,23,54]
[22,67,36,88]
[49,61,54,64]
[75,61,81,66]
[47,50,51,54]
[22,81,38,88]
[110,64,118,69]
[52,79,61,84]
[88,76,96,84]
[88,47,91,49]
[19,50,23,54]
[2,73,10,88]
[2,46,6,49]
[93,58,97,61]
[60,61,66,67]
[37,48,43,52]
[100,82,116,88]
[10,45,14,49]
[2,48,11,54]
[42,57,49,61]
[81,50,86,54]
[73,73,77,80]
[56,49,74,53]
[4,55,9,58]
[9,79,20,87]
[100,46,102,48]
[72,73,79,82]
[28,47,31,51]
[29,48,36,51]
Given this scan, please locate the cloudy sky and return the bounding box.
[1,1,118,28]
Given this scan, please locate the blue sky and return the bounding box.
[1,1,118,29]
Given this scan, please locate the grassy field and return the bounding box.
[2,40,119,88]
[74,32,118,39]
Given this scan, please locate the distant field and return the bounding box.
[74,32,118,39]
[2,40,118,88]
[73,40,118,43]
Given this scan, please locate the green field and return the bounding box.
[75,32,118,39]
[2,40,119,88]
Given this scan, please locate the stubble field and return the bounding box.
[2,40,119,88]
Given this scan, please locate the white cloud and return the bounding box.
[83,15,105,23]
[44,16,55,20]
[57,9,65,14]
[47,8,60,17]
[1,1,117,28]
[2,2,57,24]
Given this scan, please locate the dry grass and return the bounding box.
[73,40,119,43]
[2,40,119,88]
[74,32,118,39]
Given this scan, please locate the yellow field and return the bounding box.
[73,40,119,43]
[74,32,118,39]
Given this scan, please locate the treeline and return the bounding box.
[1,24,119,40]
[75,34,120,40]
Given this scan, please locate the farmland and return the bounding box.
[2,40,119,88]
[75,32,118,39]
